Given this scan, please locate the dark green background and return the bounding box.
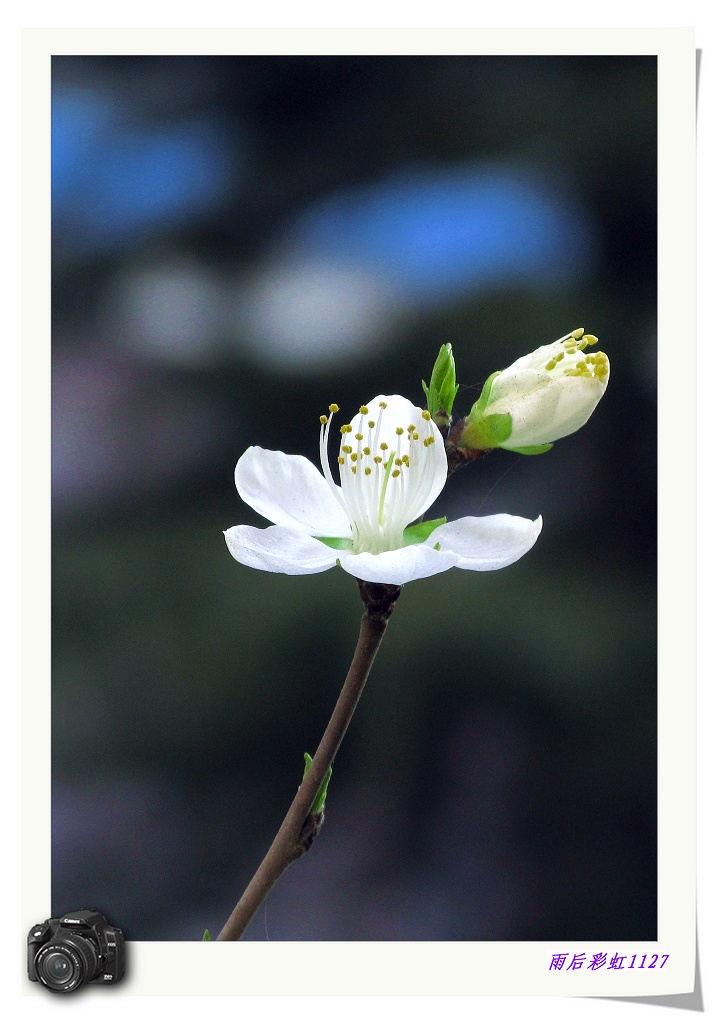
[52,55,656,940]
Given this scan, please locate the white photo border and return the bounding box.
[22,26,696,998]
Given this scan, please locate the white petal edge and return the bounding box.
[235,447,352,537]
[431,514,543,570]
[339,544,457,586]
[224,525,339,575]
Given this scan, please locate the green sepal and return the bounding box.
[460,411,513,450]
[402,517,446,546]
[202,929,212,941]
[485,414,513,444]
[316,536,354,550]
[503,442,554,455]
[470,370,501,418]
[303,752,332,815]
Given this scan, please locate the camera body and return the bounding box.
[28,909,125,993]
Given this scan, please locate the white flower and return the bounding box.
[462,329,610,454]
[225,394,541,586]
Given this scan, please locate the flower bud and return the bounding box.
[460,329,609,454]
[422,343,460,427]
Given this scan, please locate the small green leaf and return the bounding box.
[423,344,460,425]
[402,517,446,546]
[503,442,554,455]
[302,753,332,815]
[317,536,354,550]
[202,929,212,941]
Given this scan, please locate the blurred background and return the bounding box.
[51,55,657,941]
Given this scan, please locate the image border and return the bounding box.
[21,25,696,998]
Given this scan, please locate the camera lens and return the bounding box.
[36,935,99,993]
[43,951,75,985]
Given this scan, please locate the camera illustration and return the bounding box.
[27,909,125,994]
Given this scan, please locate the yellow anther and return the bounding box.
[359,405,369,415]
[351,466,357,474]
[363,447,371,456]
[355,433,363,440]
[340,424,352,434]
[319,414,328,424]
[368,420,375,428]
[413,432,420,441]
[329,403,339,413]
[351,453,358,462]
[576,339,588,350]
[545,361,557,371]
[396,427,404,435]
[392,469,400,478]
[422,410,431,421]
[555,350,564,361]
[402,455,410,466]
[380,442,388,451]
[408,424,416,432]
[583,334,598,345]
[571,327,585,339]
[423,436,435,446]
[338,456,345,465]
[364,467,372,476]
[342,444,352,453]
[379,401,387,409]
[566,347,576,355]
[374,455,382,464]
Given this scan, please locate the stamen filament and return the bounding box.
[378,452,396,526]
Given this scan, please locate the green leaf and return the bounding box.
[303,752,332,815]
[503,442,554,455]
[316,536,354,550]
[202,929,212,941]
[423,344,460,424]
[402,517,446,546]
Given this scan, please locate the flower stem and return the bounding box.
[216,580,401,941]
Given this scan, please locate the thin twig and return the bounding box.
[216,580,400,941]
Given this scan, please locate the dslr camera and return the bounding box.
[28,909,125,993]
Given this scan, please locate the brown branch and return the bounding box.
[215,580,401,941]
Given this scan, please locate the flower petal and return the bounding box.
[489,372,606,447]
[339,544,456,585]
[235,446,352,536]
[224,525,339,575]
[431,514,542,570]
[352,395,447,522]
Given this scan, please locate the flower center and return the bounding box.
[539,328,609,383]
[319,398,438,555]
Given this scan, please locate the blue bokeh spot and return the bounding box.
[52,88,239,245]
[290,167,593,300]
